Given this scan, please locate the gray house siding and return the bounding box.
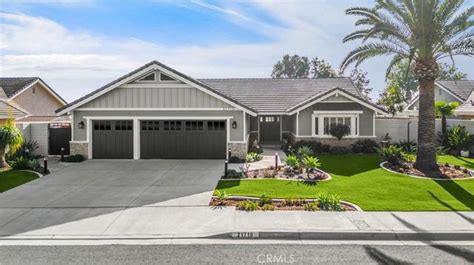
[73,110,245,142]
[282,115,295,133]
[81,85,234,109]
[298,103,374,136]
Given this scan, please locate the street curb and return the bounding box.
[209,231,474,241]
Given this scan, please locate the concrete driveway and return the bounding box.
[0,160,232,237]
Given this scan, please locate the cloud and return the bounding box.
[0,1,472,102]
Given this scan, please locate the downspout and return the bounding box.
[407,121,412,142]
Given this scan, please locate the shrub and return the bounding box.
[301,156,321,178]
[237,200,258,211]
[291,141,330,155]
[330,146,351,154]
[246,152,263,163]
[282,199,304,207]
[296,146,313,159]
[396,140,417,154]
[285,155,300,170]
[317,192,344,211]
[228,156,244,163]
[7,140,40,161]
[352,139,379,153]
[377,145,403,166]
[259,193,272,206]
[9,156,38,170]
[248,140,263,154]
[447,125,472,153]
[263,169,274,178]
[304,202,319,211]
[63,154,85,163]
[214,189,228,200]
[329,124,351,141]
[261,204,275,211]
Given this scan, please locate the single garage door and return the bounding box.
[92,120,133,159]
[140,120,226,159]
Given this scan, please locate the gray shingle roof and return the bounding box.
[198,78,362,113]
[437,80,474,101]
[0,77,38,98]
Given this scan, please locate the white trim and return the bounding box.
[257,112,287,115]
[9,79,67,105]
[87,119,92,159]
[311,112,360,137]
[296,111,300,137]
[15,121,51,124]
[133,119,140,159]
[296,135,377,139]
[57,62,257,116]
[83,116,234,120]
[121,83,191,88]
[71,111,75,141]
[0,99,31,116]
[159,72,179,82]
[75,107,238,111]
[313,110,363,114]
[242,112,246,142]
[70,140,88,143]
[280,115,283,141]
[288,89,388,116]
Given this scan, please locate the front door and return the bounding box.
[259,115,280,143]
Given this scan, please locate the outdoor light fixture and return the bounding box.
[232,121,237,129]
[78,121,85,129]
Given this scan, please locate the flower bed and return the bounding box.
[209,196,360,211]
[381,161,474,180]
[223,166,331,181]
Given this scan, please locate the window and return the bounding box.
[164,121,181,131]
[94,121,111,131]
[185,121,203,131]
[160,73,176,81]
[138,72,155,82]
[32,87,36,94]
[208,121,225,131]
[115,121,133,131]
[142,121,159,131]
[312,112,360,137]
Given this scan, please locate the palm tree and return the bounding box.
[0,119,24,168]
[340,0,473,176]
[435,100,460,145]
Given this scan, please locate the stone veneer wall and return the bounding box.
[228,142,247,159]
[70,142,88,158]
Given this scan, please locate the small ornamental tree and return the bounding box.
[329,124,351,141]
[0,119,24,168]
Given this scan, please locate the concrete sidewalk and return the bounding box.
[1,207,472,241]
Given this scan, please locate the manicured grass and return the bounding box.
[0,170,39,193]
[216,154,474,211]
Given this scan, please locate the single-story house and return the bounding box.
[405,80,474,119]
[0,77,70,156]
[56,61,388,160]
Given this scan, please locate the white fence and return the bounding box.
[375,117,474,143]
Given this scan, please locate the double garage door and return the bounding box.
[92,120,226,159]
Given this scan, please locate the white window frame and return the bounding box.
[136,72,156,83]
[311,111,362,138]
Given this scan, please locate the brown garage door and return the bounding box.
[92,120,133,159]
[140,120,226,159]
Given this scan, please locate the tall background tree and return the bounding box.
[377,81,405,116]
[271,54,310,78]
[340,0,473,175]
[273,55,373,99]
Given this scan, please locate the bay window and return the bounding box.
[312,111,362,137]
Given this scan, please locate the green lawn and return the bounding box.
[0,170,39,193]
[216,154,474,211]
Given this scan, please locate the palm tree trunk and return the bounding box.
[441,114,447,145]
[414,78,441,176]
[0,149,6,168]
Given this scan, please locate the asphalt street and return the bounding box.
[0,243,473,264]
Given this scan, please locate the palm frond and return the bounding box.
[385,54,406,79]
[340,43,409,72]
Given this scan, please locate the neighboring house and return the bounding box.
[57,61,387,160]
[405,80,474,119]
[0,77,70,156]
